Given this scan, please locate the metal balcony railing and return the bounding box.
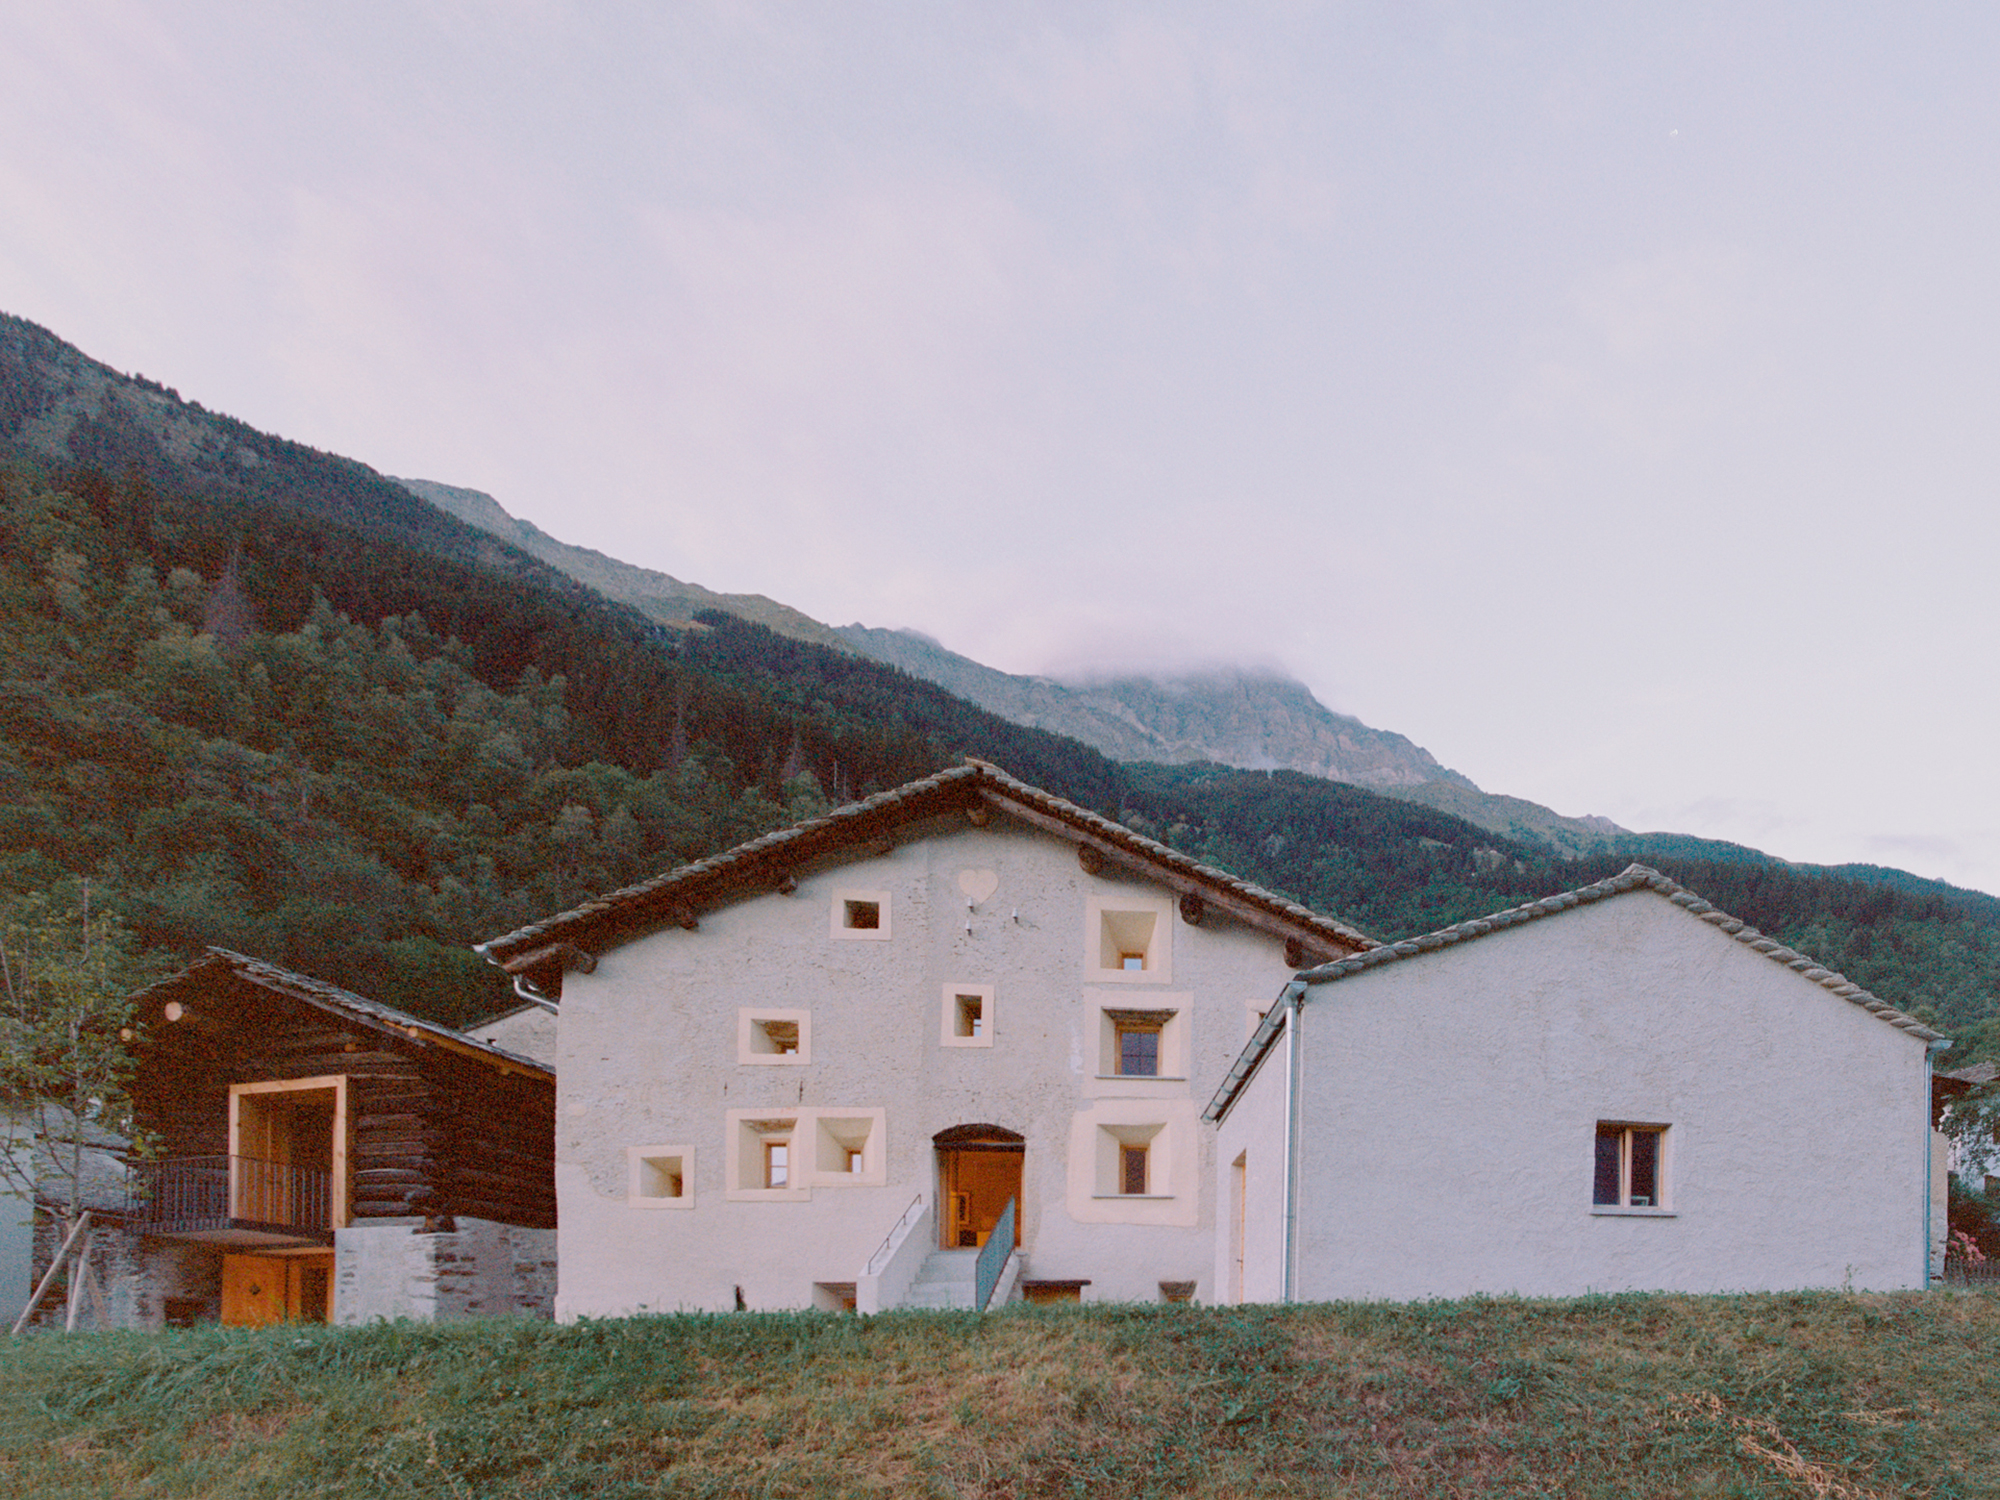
[130,1155,333,1238]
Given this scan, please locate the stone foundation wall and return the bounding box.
[333,1217,555,1324]
[23,1215,219,1331]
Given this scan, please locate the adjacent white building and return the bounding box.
[475,760,1373,1316]
[1207,864,1950,1302]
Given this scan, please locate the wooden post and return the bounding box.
[11,1211,91,1337]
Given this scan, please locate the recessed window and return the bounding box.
[627,1145,693,1209]
[1101,910,1156,972]
[1120,1142,1149,1195]
[728,1115,804,1198]
[738,1008,811,1065]
[831,890,892,940]
[812,1114,882,1183]
[1100,1008,1178,1080]
[728,1108,883,1197]
[1594,1123,1668,1209]
[1084,896,1174,983]
[1096,1120,1165,1198]
[941,984,995,1048]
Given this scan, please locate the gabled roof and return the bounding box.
[1206,863,1946,1124]
[477,759,1378,999]
[132,949,552,1080]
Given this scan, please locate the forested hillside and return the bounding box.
[2,451,1996,1055]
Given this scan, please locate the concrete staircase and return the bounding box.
[903,1248,981,1309]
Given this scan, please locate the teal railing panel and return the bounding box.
[974,1196,1015,1311]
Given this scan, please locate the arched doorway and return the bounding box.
[934,1124,1023,1249]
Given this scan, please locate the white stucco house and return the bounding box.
[1206,864,1951,1302]
[475,760,1375,1317]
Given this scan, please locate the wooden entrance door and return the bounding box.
[221,1254,291,1326]
[935,1126,1024,1249]
[221,1253,334,1326]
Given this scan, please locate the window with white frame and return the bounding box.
[1593,1123,1668,1209]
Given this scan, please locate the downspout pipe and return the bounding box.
[1925,1037,1952,1289]
[1280,978,1307,1304]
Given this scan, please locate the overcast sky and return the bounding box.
[4,3,1997,896]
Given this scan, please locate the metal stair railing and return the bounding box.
[864,1192,927,1278]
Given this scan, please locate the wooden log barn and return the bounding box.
[115,949,555,1327]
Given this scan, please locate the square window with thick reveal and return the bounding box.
[1096,1120,1166,1197]
[728,1114,804,1199]
[1097,1007,1182,1080]
[941,983,995,1047]
[627,1145,693,1209]
[738,1008,811,1065]
[1084,895,1174,983]
[831,890,892,940]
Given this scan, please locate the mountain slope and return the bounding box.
[836,624,1624,856]
[397,477,856,654]
[385,474,1623,853]
[4,311,1995,1059]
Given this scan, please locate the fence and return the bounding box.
[131,1155,333,1237]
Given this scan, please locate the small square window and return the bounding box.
[738,1008,811,1065]
[956,994,985,1037]
[1594,1123,1668,1209]
[1084,896,1174,983]
[810,1111,886,1187]
[1117,1023,1160,1077]
[727,1112,808,1199]
[831,890,892,940]
[1102,1008,1175,1079]
[627,1145,694,1208]
[941,984,995,1047]
[1094,1119,1166,1201]
[1101,911,1157,972]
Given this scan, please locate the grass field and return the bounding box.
[4,1292,1998,1498]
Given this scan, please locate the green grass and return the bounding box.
[4,1292,1999,1498]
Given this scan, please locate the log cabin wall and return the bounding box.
[131,972,554,1229]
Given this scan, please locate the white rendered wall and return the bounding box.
[467,1006,558,1068]
[552,813,1305,1317]
[1237,892,1933,1300]
[1212,1016,1291,1304]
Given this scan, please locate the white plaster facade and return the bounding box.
[1212,872,1946,1302]
[507,769,1367,1319]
